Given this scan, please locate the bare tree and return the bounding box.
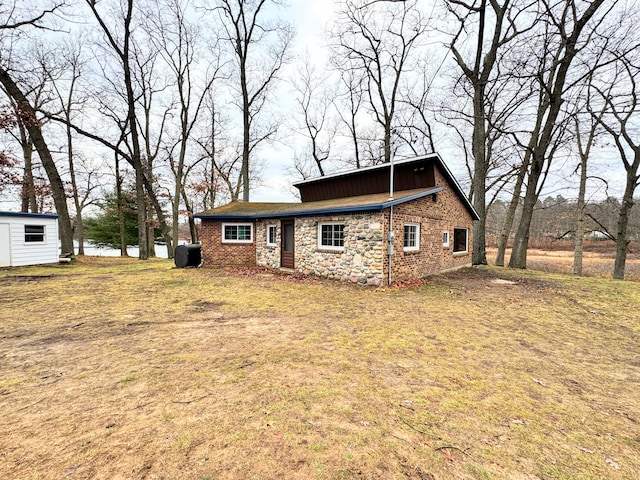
[291,61,337,178]
[334,68,366,168]
[3,93,38,212]
[45,37,92,254]
[130,24,173,257]
[215,0,293,202]
[196,89,242,203]
[508,0,608,269]
[148,0,221,249]
[591,51,640,280]
[446,0,534,265]
[395,59,436,156]
[84,0,150,259]
[572,93,605,276]
[331,0,427,164]
[0,1,74,257]
[0,68,75,256]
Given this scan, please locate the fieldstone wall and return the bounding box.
[294,213,385,286]
[256,220,280,269]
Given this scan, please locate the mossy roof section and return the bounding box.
[194,187,443,219]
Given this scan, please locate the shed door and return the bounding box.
[0,223,10,267]
[280,219,294,269]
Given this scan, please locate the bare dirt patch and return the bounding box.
[1,258,638,479]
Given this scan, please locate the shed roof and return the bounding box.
[194,187,445,220]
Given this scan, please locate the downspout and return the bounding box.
[387,154,395,286]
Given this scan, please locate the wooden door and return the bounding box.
[280,219,294,269]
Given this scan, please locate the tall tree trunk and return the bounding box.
[471,86,487,265]
[573,157,587,276]
[115,150,128,257]
[147,196,156,258]
[241,67,250,202]
[384,123,392,164]
[572,112,598,276]
[87,0,147,259]
[613,156,639,280]
[181,188,198,243]
[508,0,605,269]
[495,158,528,266]
[0,66,74,258]
[141,171,173,258]
[509,148,545,268]
[16,120,38,213]
[19,134,38,213]
[172,138,187,255]
[65,105,84,255]
[448,0,513,266]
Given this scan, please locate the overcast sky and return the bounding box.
[251,0,626,205]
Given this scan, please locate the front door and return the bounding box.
[280,219,294,269]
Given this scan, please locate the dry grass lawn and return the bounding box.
[1,256,639,479]
[488,246,640,282]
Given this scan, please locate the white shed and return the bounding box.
[0,212,60,267]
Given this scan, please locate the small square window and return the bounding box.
[25,225,45,243]
[443,230,450,248]
[403,223,420,251]
[318,223,344,251]
[222,223,253,243]
[266,225,277,246]
[453,228,468,253]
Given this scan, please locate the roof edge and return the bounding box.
[0,211,59,219]
[292,153,440,187]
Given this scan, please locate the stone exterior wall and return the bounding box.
[253,214,385,285]
[199,219,256,267]
[382,168,474,282]
[294,213,385,286]
[256,220,280,269]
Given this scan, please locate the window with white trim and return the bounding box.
[453,228,468,253]
[403,223,420,251]
[318,223,344,250]
[222,223,253,243]
[25,225,45,243]
[443,230,450,248]
[266,225,277,246]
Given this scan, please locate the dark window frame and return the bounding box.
[453,227,468,253]
[222,223,253,243]
[24,225,45,243]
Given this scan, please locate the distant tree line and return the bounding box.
[488,195,640,246]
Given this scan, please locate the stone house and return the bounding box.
[194,154,478,286]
